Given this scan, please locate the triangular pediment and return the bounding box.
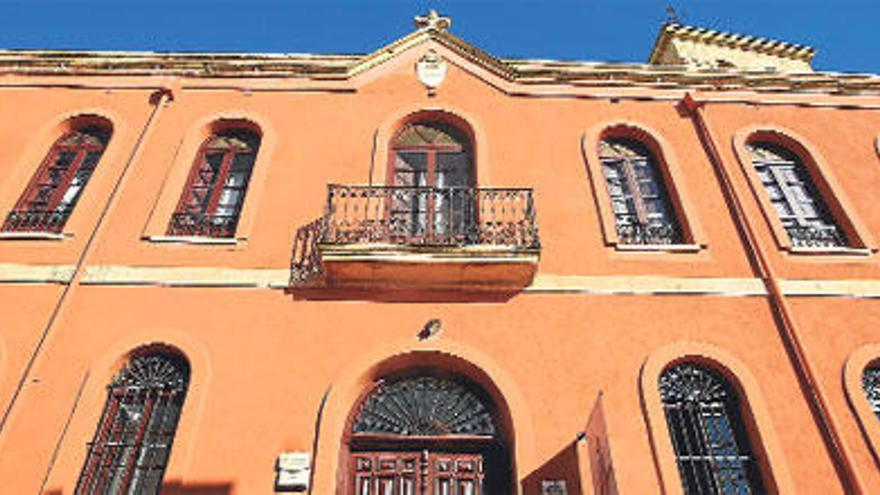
[346,26,516,82]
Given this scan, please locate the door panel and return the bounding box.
[352,452,421,495]
[429,453,484,495]
[351,451,484,495]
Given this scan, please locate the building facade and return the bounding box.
[1,13,880,494]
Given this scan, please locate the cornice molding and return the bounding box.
[2,27,878,98]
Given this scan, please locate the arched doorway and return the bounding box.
[344,373,511,494]
[388,120,475,243]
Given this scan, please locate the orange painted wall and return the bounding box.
[0,33,878,495]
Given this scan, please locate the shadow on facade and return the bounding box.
[521,441,584,494]
[44,481,234,495]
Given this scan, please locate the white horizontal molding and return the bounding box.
[778,279,880,298]
[0,262,76,283]
[81,265,289,288]
[527,274,767,296]
[9,263,880,299]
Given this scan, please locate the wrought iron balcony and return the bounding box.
[290,185,540,291]
[616,222,682,245]
[2,209,72,233]
[786,224,847,248]
[167,212,238,238]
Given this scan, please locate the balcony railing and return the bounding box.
[616,222,682,245]
[167,212,238,238]
[3,209,72,233]
[324,185,539,247]
[290,185,540,286]
[786,224,847,248]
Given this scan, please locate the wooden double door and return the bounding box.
[352,450,484,495]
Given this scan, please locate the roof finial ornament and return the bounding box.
[414,10,452,31]
[665,6,681,24]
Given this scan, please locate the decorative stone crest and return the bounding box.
[414,9,451,31]
[416,49,447,90]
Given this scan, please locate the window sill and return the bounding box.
[614,243,703,253]
[145,235,243,246]
[0,231,70,241]
[787,246,873,256]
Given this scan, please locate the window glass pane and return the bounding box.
[436,152,471,188]
[772,201,795,218]
[225,170,248,188]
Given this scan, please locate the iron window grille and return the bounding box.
[168,128,260,238]
[747,142,847,248]
[598,138,683,245]
[659,364,766,495]
[862,366,880,420]
[3,126,111,233]
[76,353,190,495]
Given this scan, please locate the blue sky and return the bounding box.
[0,0,878,73]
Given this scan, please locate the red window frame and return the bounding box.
[387,122,475,243]
[167,128,260,238]
[4,126,110,233]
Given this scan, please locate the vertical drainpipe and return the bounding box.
[680,92,862,494]
[0,86,173,442]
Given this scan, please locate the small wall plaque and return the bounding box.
[416,50,448,89]
[542,480,567,495]
[276,452,311,492]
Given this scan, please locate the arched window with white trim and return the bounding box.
[746,141,846,248]
[598,137,683,245]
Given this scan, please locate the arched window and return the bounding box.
[598,137,682,245]
[168,127,260,238]
[4,124,111,233]
[389,121,474,242]
[659,363,765,494]
[862,365,880,420]
[76,352,190,495]
[346,374,510,494]
[746,141,846,248]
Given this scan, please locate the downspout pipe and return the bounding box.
[0,86,173,439]
[680,92,862,493]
